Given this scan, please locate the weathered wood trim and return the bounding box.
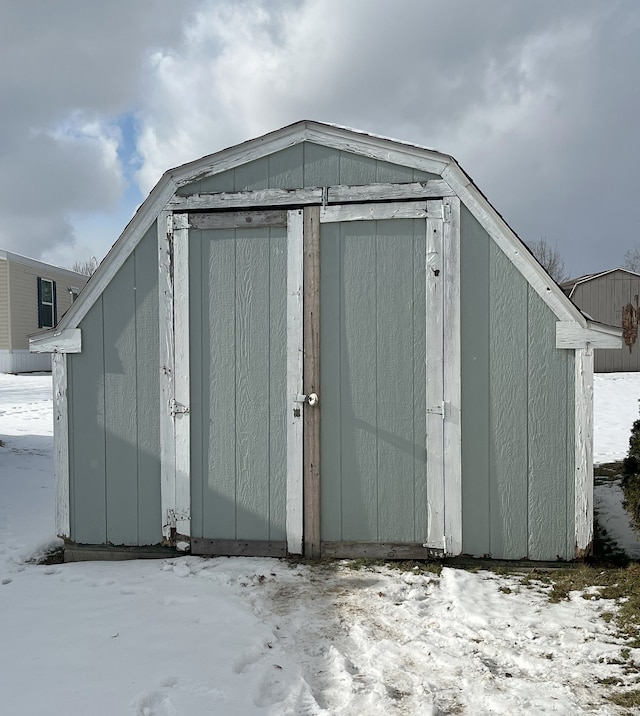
[443,197,462,556]
[188,210,288,230]
[158,211,175,543]
[168,187,322,210]
[320,202,429,223]
[29,328,81,354]
[63,543,175,562]
[556,321,622,349]
[425,200,445,552]
[52,352,70,538]
[303,206,321,559]
[327,180,454,203]
[286,209,304,555]
[173,213,191,547]
[303,124,449,175]
[575,347,594,556]
[168,180,454,212]
[442,163,586,325]
[190,538,287,557]
[320,541,436,560]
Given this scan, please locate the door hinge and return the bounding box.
[426,401,445,417]
[170,398,190,417]
[165,508,191,529]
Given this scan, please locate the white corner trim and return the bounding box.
[443,197,462,556]
[158,211,176,543]
[29,328,81,354]
[442,163,586,326]
[574,347,594,554]
[425,200,446,552]
[556,321,622,349]
[286,208,304,555]
[173,213,191,546]
[52,353,70,538]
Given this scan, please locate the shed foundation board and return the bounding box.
[320,542,437,560]
[191,539,287,557]
[63,543,175,562]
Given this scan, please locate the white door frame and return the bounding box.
[159,209,306,554]
[159,197,461,556]
[319,199,462,556]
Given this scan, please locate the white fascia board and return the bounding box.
[29,328,81,353]
[556,321,623,350]
[442,162,587,326]
[172,124,309,187]
[303,124,449,176]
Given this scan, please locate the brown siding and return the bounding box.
[571,270,640,371]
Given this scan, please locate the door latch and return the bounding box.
[295,393,319,407]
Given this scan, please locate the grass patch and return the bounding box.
[610,688,640,708]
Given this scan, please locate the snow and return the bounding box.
[1,372,640,714]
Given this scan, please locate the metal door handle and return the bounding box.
[306,393,319,407]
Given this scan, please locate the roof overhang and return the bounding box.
[556,320,622,350]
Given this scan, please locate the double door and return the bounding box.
[163,199,460,558]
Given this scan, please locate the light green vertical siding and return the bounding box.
[488,242,528,559]
[460,206,576,560]
[320,219,427,543]
[527,290,572,560]
[69,297,107,544]
[460,206,490,556]
[68,223,161,546]
[178,142,439,195]
[190,226,287,542]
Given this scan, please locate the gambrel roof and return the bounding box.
[30,120,620,351]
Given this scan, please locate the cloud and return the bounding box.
[1,0,639,276]
[0,0,198,263]
[133,0,640,274]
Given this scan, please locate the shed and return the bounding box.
[30,121,622,562]
[562,269,640,372]
[0,250,88,373]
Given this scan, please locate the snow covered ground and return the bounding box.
[1,372,639,715]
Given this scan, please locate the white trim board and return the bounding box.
[286,209,304,555]
[29,328,81,354]
[574,347,594,556]
[158,211,176,543]
[556,322,622,349]
[52,353,70,538]
[442,196,462,556]
[172,213,191,546]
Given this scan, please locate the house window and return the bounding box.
[37,277,57,328]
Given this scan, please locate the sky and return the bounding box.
[0,0,638,278]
